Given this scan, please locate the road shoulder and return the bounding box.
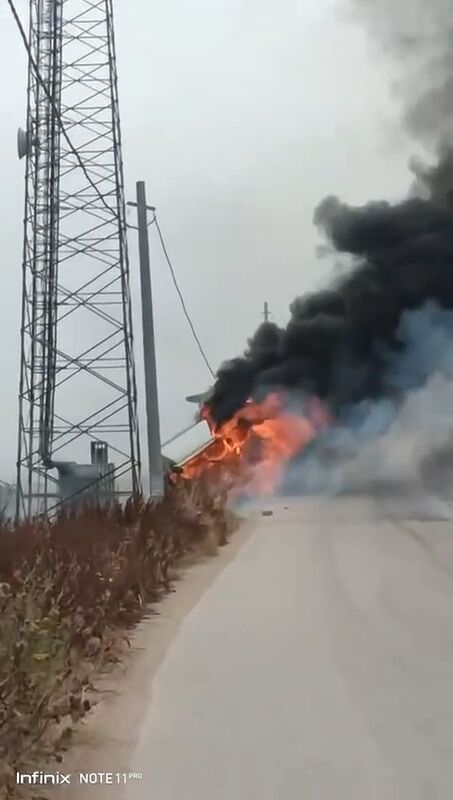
[58,518,253,799]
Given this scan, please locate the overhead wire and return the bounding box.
[154,214,216,447]
[154,215,216,379]
[161,420,200,448]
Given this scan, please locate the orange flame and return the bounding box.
[180,393,330,495]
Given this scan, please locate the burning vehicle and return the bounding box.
[177,149,453,499]
[177,393,330,496]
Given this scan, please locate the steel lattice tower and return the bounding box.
[16,0,141,518]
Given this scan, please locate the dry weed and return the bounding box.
[0,478,236,798]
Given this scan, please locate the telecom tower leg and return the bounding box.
[16,0,141,518]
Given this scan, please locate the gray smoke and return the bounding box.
[347,0,453,149]
[284,303,453,496]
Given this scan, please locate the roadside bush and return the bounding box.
[0,477,236,797]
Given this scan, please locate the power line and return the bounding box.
[162,420,200,448]
[154,215,215,379]
[6,0,115,219]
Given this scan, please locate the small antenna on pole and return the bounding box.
[17,127,30,160]
[263,302,271,323]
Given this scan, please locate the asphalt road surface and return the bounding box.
[125,490,453,800]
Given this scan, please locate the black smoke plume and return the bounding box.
[208,155,453,424]
[206,0,453,427]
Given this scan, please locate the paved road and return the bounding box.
[125,492,453,800]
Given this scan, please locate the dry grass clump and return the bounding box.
[0,477,236,798]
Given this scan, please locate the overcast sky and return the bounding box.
[0,0,417,479]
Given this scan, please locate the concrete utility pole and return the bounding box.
[263,302,270,323]
[129,182,164,499]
